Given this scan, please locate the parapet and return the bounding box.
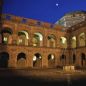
[0,14,67,32]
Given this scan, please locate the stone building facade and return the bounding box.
[56,11,86,28]
[0,14,86,69]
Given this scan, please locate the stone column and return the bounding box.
[42,53,48,68]
[29,33,33,46]
[8,52,17,68]
[12,34,18,45]
[53,40,55,48]
[25,38,28,46]
[66,36,71,49]
[66,51,70,65]
[56,37,60,47]
[55,52,60,67]
[8,35,12,44]
[43,35,47,47]
[40,41,43,47]
[27,52,33,68]
[76,52,81,67]
[76,36,79,48]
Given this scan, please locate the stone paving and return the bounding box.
[0,68,86,78]
[0,69,86,86]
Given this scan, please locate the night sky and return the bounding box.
[2,0,86,24]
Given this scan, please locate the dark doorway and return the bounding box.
[60,54,66,66]
[17,53,26,60]
[81,53,85,66]
[73,54,76,64]
[0,52,9,68]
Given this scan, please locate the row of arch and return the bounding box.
[71,32,86,48]
[0,52,86,68]
[0,27,67,48]
[0,52,55,68]
[0,27,86,48]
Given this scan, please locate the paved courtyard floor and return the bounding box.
[0,68,86,86]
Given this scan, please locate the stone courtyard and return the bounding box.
[0,13,86,69]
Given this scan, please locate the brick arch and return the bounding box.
[48,54,55,68]
[33,53,42,68]
[17,52,26,60]
[47,34,56,48]
[78,32,85,47]
[1,27,13,44]
[60,36,67,48]
[17,52,27,68]
[32,32,44,47]
[2,27,13,34]
[17,30,30,35]
[2,25,13,31]
[17,30,29,46]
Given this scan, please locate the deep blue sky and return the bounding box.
[2,0,86,24]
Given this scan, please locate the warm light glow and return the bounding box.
[61,37,67,44]
[39,56,42,59]
[21,31,29,39]
[34,33,43,41]
[51,54,54,60]
[33,44,37,46]
[72,36,76,48]
[33,56,36,61]
[72,36,76,40]
[19,39,22,43]
[80,32,85,37]
[4,37,8,42]
[63,66,75,71]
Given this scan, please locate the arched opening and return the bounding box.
[47,34,56,47]
[79,33,85,47]
[33,53,42,68]
[33,33,43,47]
[0,52,9,68]
[71,36,76,48]
[60,37,67,48]
[1,27,13,44]
[81,53,86,67]
[18,31,29,46]
[72,54,76,64]
[17,53,26,68]
[60,54,66,66]
[48,54,55,68]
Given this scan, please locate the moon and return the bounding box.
[56,3,59,7]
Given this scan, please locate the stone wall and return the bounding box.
[0,14,86,69]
